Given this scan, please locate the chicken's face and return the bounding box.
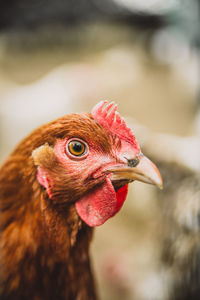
[33,101,162,226]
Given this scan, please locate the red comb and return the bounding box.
[91,101,140,150]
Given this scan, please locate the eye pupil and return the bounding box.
[72,142,82,152]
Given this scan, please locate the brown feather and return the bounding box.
[0,113,113,300]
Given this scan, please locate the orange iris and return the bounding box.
[68,140,86,156]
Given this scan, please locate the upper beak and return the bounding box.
[108,155,163,189]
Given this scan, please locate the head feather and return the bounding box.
[91,100,140,151]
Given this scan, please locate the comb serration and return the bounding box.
[91,101,140,150]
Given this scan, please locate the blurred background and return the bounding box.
[0,0,199,299]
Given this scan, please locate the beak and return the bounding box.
[108,155,163,189]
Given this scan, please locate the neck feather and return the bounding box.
[0,183,95,299]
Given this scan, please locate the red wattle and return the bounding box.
[115,184,128,213]
[75,177,128,227]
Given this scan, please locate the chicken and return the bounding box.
[0,101,162,300]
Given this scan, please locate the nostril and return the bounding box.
[128,158,139,167]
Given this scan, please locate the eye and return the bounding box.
[66,139,88,158]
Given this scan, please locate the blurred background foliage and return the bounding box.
[0,1,199,299]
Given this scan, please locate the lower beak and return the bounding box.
[108,155,163,189]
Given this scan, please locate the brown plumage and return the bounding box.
[0,102,162,300]
[0,114,100,300]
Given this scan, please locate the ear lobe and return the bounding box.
[36,166,53,198]
[37,166,50,191]
[32,144,56,198]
